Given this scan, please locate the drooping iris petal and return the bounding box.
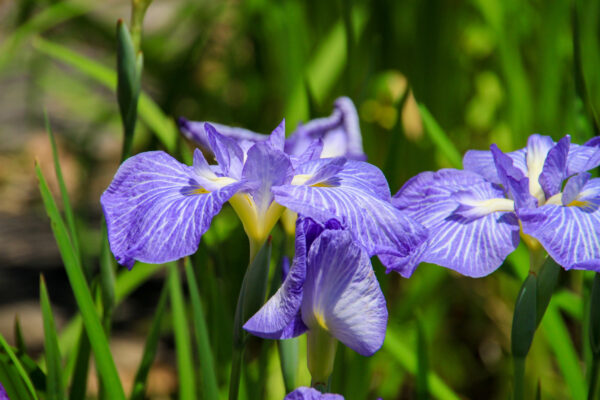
[463,148,527,184]
[490,144,537,209]
[301,230,387,356]
[273,160,427,274]
[285,97,365,160]
[284,387,344,400]
[538,136,570,198]
[520,178,600,270]
[101,151,242,268]
[393,169,520,277]
[566,138,600,176]
[205,123,245,180]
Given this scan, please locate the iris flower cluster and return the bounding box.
[394,134,600,277]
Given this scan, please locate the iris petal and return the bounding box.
[301,230,387,356]
[393,169,520,277]
[101,151,242,268]
[205,123,245,180]
[178,117,266,149]
[538,136,569,198]
[566,139,600,176]
[463,148,527,184]
[520,179,600,270]
[284,387,344,400]
[490,144,536,209]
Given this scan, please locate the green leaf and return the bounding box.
[68,329,91,400]
[535,257,561,327]
[0,352,35,400]
[45,111,81,266]
[35,163,126,400]
[418,104,463,169]
[278,338,299,393]
[0,334,38,400]
[130,281,169,400]
[14,316,27,355]
[384,328,461,400]
[168,263,196,400]
[590,274,600,356]
[511,274,537,358]
[543,304,586,400]
[40,276,65,400]
[184,259,219,400]
[32,37,177,152]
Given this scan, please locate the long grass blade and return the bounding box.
[168,263,196,400]
[40,276,65,400]
[418,104,463,168]
[184,259,219,399]
[130,281,169,400]
[14,317,27,355]
[68,329,90,400]
[0,353,35,400]
[35,163,126,400]
[0,335,38,400]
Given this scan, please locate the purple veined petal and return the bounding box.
[285,97,365,161]
[267,119,286,151]
[205,123,245,180]
[520,178,600,270]
[562,172,592,205]
[178,117,267,149]
[490,144,536,209]
[0,382,9,400]
[292,158,347,187]
[463,148,527,184]
[290,138,325,167]
[100,151,243,268]
[273,169,427,274]
[566,138,600,176]
[284,387,344,400]
[241,140,292,215]
[301,230,388,356]
[244,219,309,339]
[539,136,570,198]
[393,169,521,277]
[525,134,555,200]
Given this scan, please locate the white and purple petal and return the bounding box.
[101,151,242,268]
[393,169,520,277]
[301,230,387,356]
[462,148,527,184]
[205,123,246,180]
[520,178,600,270]
[178,117,267,149]
[538,136,569,198]
[490,144,536,209]
[566,138,600,176]
[284,387,344,400]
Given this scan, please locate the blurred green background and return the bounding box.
[0,0,599,399]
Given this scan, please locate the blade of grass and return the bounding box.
[40,276,65,400]
[416,317,429,400]
[384,328,461,400]
[0,353,35,400]
[35,163,126,400]
[32,37,177,152]
[0,335,38,400]
[542,304,586,400]
[68,329,90,400]
[45,111,81,263]
[184,259,219,399]
[418,104,463,168]
[14,317,27,355]
[130,281,169,400]
[168,263,196,400]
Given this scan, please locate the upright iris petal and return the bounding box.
[244,217,388,356]
[284,387,344,400]
[272,158,428,276]
[395,134,600,276]
[178,97,365,161]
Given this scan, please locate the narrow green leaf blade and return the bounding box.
[35,163,126,400]
[511,274,537,358]
[40,276,65,400]
[418,104,463,168]
[535,257,560,327]
[0,353,35,400]
[168,263,196,400]
[68,329,90,400]
[14,316,27,355]
[0,335,38,400]
[130,281,168,400]
[184,259,219,400]
[416,317,429,400]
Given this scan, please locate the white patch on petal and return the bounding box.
[455,197,515,218]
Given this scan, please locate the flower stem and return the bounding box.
[229,347,244,400]
[588,357,600,400]
[513,356,526,400]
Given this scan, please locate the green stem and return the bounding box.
[514,356,526,400]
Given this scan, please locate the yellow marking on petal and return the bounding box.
[314,310,328,331]
[311,181,334,188]
[291,173,334,187]
[192,187,211,195]
[567,199,591,208]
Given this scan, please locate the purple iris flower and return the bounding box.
[284,387,344,400]
[244,217,388,357]
[178,97,365,161]
[393,134,600,277]
[0,382,9,400]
